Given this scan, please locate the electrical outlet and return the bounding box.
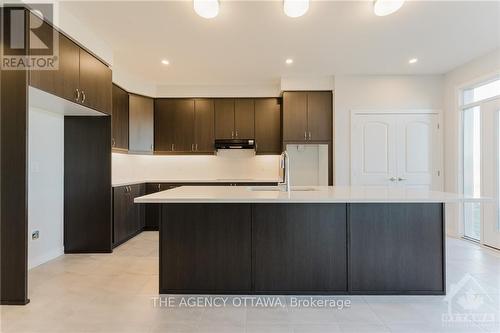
[32,230,39,240]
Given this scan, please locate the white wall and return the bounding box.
[112,150,280,184]
[334,75,444,185]
[443,48,500,237]
[28,107,64,269]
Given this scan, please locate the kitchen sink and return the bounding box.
[247,186,319,192]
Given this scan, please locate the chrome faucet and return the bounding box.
[278,150,290,193]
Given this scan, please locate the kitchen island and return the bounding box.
[135,186,470,295]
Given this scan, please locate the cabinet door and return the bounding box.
[29,16,80,102]
[113,186,131,245]
[255,98,281,154]
[111,84,129,150]
[349,203,444,293]
[234,99,255,139]
[214,99,235,139]
[129,94,154,153]
[160,204,252,292]
[307,91,332,141]
[194,99,215,153]
[253,204,347,292]
[79,48,112,115]
[131,184,145,232]
[283,92,308,141]
[145,184,161,230]
[155,99,195,152]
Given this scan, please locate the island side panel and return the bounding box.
[349,203,444,294]
[160,203,252,293]
[253,203,348,293]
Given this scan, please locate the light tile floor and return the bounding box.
[1,232,499,333]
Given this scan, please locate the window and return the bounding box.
[463,77,500,105]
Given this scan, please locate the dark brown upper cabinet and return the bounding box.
[215,99,255,139]
[214,99,235,139]
[111,84,129,150]
[28,12,112,115]
[155,99,195,153]
[79,49,112,115]
[194,99,215,153]
[29,22,80,102]
[283,91,332,142]
[129,94,154,153]
[234,99,255,139]
[255,98,281,155]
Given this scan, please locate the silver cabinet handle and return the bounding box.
[191,143,194,151]
[195,143,198,151]
[112,138,115,147]
[235,130,238,137]
[231,131,234,138]
[304,131,307,140]
[308,132,312,140]
[157,184,161,191]
[75,88,80,102]
[81,90,86,103]
[398,177,407,181]
[389,177,397,182]
[151,144,154,151]
[171,143,174,151]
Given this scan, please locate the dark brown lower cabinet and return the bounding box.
[349,203,444,294]
[252,204,347,293]
[160,204,252,293]
[113,184,145,247]
[145,183,178,230]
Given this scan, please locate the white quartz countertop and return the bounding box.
[112,178,280,187]
[134,185,483,204]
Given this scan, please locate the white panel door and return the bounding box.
[396,115,439,190]
[481,98,500,249]
[351,115,397,185]
[351,112,440,188]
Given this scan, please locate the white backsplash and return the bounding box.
[112,150,281,183]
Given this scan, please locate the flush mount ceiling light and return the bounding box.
[373,0,404,16]
[193,0,219,19]
[285,58,294,65]
[161,59,170,65]
[283,0,309,18]
[408,58,418,64]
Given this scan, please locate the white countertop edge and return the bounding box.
[134,198,470,204]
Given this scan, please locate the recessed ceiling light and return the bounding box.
[193,0,219,19]
[161,59,170,65]
[408,58,418,64]
[373,0,404,16]
[285,58,294,65]
[284,0,309,18]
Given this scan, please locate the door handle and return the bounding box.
[81,90,86,103]
[398,177,407,181]
[389,177,397,182]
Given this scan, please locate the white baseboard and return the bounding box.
[28,246,64,270]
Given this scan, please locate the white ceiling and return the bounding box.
[60,1,500,86]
